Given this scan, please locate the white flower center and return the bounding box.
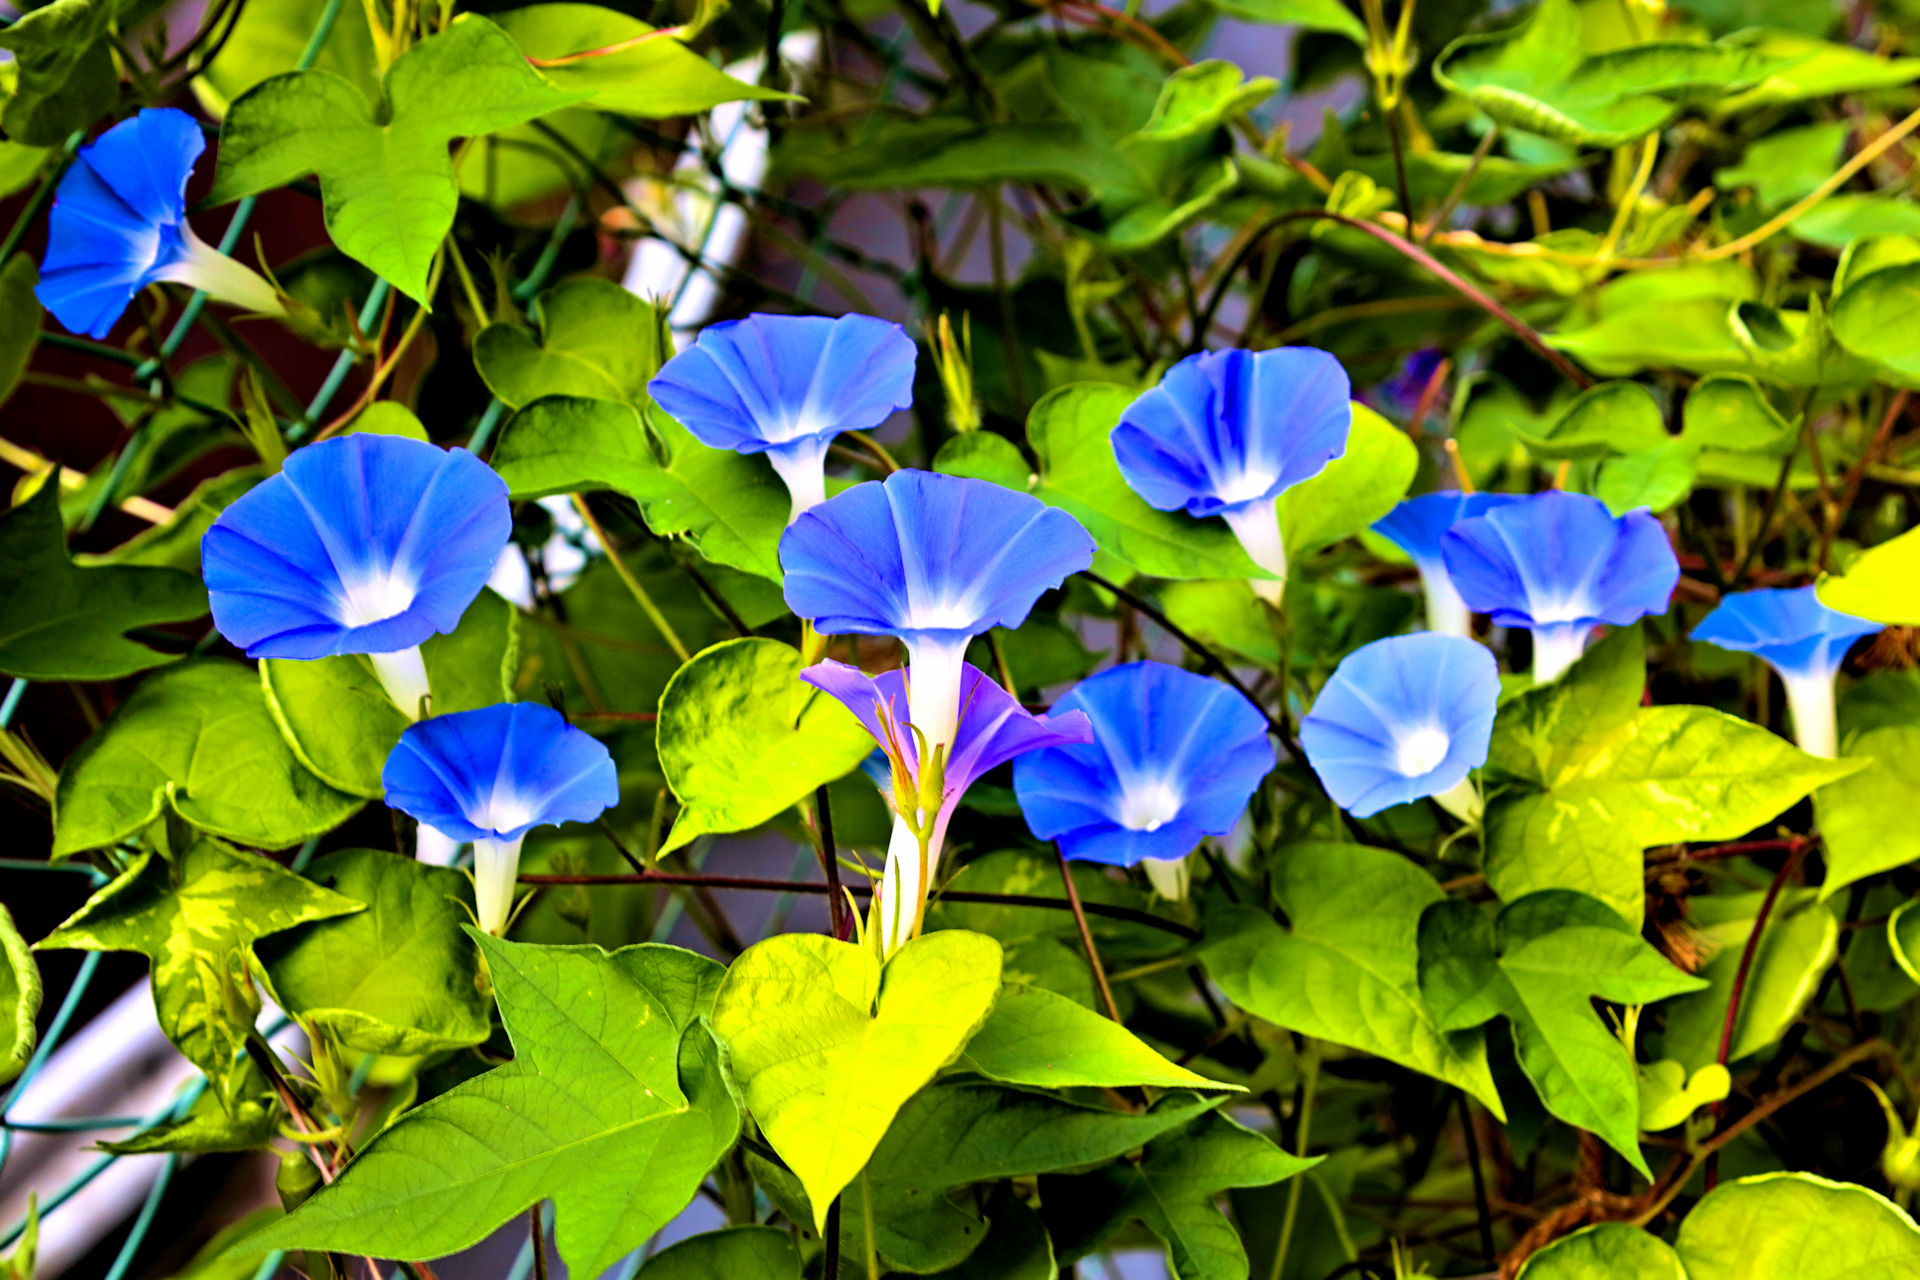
[335,569,418,628]
[1214,468,1277,505]
[1529,592,1596,626]
[476,791,536,835]
[768,409,828,445]
[1117,779,1183,832]
[905,596,979,630]
[1392,725,1451,778]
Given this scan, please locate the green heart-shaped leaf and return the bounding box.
[476,279,667,411]
[709,930,1004,1229]
[657,638,875,853]
[1276,402,1415,558]
[0,481,208,683]
[52,659,363,856]
[1818,525,1920,626]
[1516,1223,1688,1279]
[257,849,492,1056]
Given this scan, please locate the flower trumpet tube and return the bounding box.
[1691,586,1882,758]
[1373,491,1520,637]
[803,659,1092,957]
[202,434,512,719]
[1439,490,1679,684]
[648,312,918,523]
[1299,632,1500,820]
[1012,662,1275,892]
[36,108,287,340]
[781,470,1095,757]
[1111,347,1352,605]
[381,703,618,935]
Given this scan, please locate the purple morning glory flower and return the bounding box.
[37,108,284,340]
[1012,662,1275,886]
[1111,347,1352,603]
[1373,491,1521,636]
[647,313,917,523]
[1372,348,1447,420]
[202,434,512,718]
[1299,632,1500,820]
[1692,586,1882,757]
[803,658,1091,956]
[382,702,618,934]
[780,470,1095,760]
[1439,490,1678,683]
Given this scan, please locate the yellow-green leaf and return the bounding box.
[656,638,874,853]
[709,930,1004,1230]
[37,837,361,1104]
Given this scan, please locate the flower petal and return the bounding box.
[1439,490,1678,633]
[1299,633,1499,819]
[801,659,1090,801]
[780,470,1095,647]
[203,435,511,658]
[1013,661,1274,866]
[1693,585,1882,683]
[1372,490,1521,570]
[35,108,201,339]
[649,312,917,454]
[381,703,618,842]
[1112,347,1351,518]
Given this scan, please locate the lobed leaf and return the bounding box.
[242,935,738,1275]
[257,849,492,1056]
[1418,890,1706,1175]
[0,483,209,683]
[1201,843,1506,1115]
[38,836,362,1104]
[208,15,589,301]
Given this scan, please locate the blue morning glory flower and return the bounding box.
[781,469,1095,760]
[36,108,284,340]
[648,313,917,523]
[202,434,512,717]
[1012,661,1274,881]
[1299,632,1500,820]
[1373,491,1521,636]
[1439,490,1678,683]
[803,658,1091,956]
[382,702,619,935]
[1111,347,1351,603]
[1692,586,1881,758]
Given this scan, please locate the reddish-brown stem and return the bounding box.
[1820,389,1911,568]
[1645,835,1809,874]
[1199,210,1594,391]
[815,784,850,941]
[1055,846,1124,1023]
[527,25,686,66]
[1049,0,1189,67]
[1407,356,1454,436]
[1715,839,1810,1071]
[518,869,1201,938]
